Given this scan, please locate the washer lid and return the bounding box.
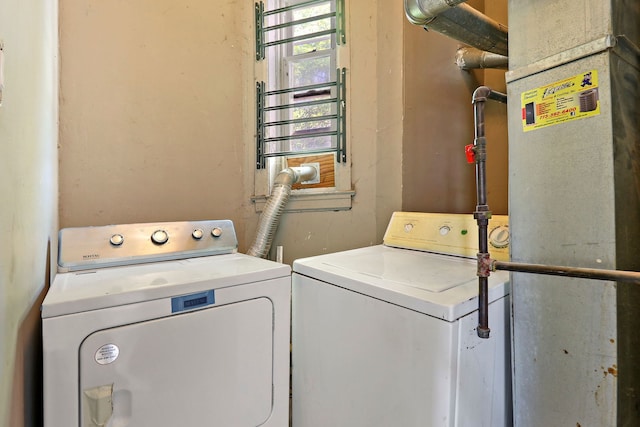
[42,253,290,318]
[293,245,509,321]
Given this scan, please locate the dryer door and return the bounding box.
[79,297,274,426]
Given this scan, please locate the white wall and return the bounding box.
[0,0,58,425]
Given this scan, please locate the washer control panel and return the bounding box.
[58,220,238,272]
[383,212,509,261]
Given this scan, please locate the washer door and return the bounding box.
[79,297,274,426]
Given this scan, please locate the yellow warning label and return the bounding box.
[521,70,600,132]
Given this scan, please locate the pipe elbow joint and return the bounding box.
[273,168,296,187]
[472,86,492,104]
[274,166,317,186]
[473,86,508,105]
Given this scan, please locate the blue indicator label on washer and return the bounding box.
[171,290,215,313]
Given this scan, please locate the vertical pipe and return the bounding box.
[474,90,490,339]
[471,86,506,339]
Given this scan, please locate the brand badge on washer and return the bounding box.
[95,344,119,365]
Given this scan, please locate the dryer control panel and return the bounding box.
[58,220,238,272]
[383,212,509,261]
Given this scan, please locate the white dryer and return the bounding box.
[292,212,512,427]
[42,220,290,427]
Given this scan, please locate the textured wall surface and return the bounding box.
[0,1,58,426]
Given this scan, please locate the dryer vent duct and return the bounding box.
[247,166,317,259]
[405,0,508,57]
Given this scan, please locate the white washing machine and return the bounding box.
[292,212,512,427]
[42,220,290,427]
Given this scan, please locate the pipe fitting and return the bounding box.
[473,86,507,106]
[472,137,487,162]
[477,326,491,339]
[477,252,492,278]
[472,86,493,104]
[473,210,491,221]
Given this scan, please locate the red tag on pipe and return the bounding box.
[465,144,475,163]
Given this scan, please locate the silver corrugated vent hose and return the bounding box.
[247,166,317,259]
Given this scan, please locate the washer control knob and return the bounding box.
[151,230,169,245]
[439,225,451,236]
[211,227,223,238]
[110,234,124,246]
[489,225,510,249]
[192,228,204,240]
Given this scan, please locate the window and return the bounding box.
[253,0,353,212]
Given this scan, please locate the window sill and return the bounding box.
[251,189,355,213]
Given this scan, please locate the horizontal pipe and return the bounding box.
[405,1,508,56]
[404,0,468,24]
[487,90,507,104]
[493,260,640,284]
[456,47,508,70]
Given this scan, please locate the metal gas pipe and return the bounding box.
[468,86,640,339]
[467,86,506,338]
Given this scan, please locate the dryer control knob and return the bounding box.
[192,228,204,240]
[151,230,169,245]
[110,234,124,246]
[211,227,223,238]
